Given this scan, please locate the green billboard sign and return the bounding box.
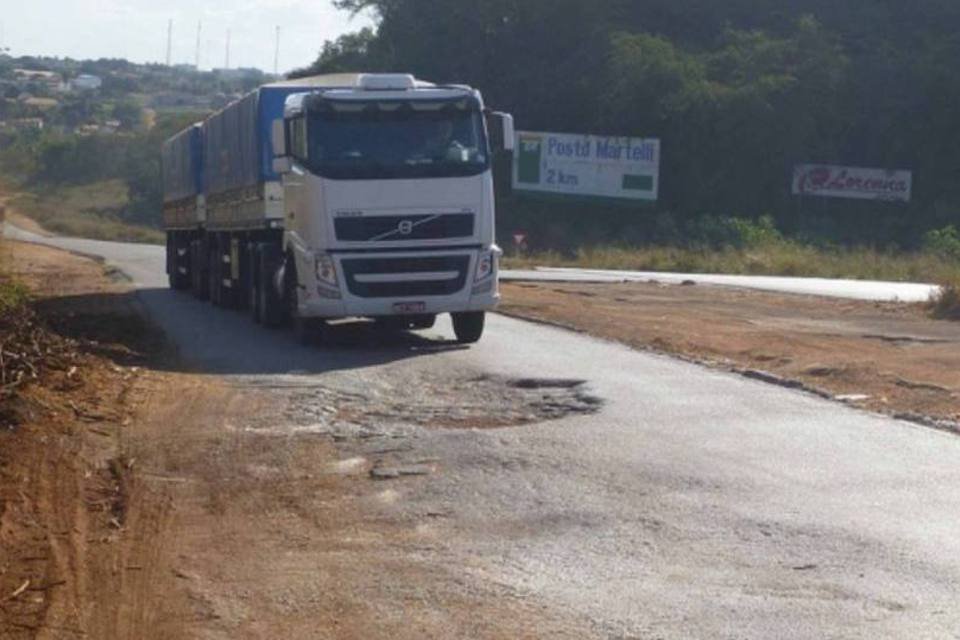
[513,131,660,202]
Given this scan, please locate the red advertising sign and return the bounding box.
[792,164,912,202]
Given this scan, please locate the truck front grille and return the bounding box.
[335,213,475,243]
[341,255,470,298]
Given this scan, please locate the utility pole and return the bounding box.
[165,19,173,66]
[225,29,231,69]
[195,22,202,69]
[273,26,280,76]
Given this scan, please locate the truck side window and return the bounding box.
[289,116,308,161]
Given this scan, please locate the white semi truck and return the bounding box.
[162,74,514,344]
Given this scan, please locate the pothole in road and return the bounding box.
[283,373,602,431]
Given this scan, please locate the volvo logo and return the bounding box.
[369,215,440,242]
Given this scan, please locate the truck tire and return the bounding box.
[258,244,283,328]
[208,247,222,307]
[235,242,250,313]
[191,241,209,300]
[219,243,241,311]
[167,237,190,290]
[168,269,189,291]
[284,252,325,345]
[248,245,261,323]
[452,311,485,344]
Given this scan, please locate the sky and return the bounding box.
[1,0,374,73]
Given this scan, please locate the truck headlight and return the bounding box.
[315,254,339,287]
[474,249,499,282]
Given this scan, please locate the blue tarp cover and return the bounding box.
[161,124,203,203]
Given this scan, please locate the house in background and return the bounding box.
[13,68,63,93]
[70,74,103,91]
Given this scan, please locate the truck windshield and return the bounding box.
[305,104,489,180]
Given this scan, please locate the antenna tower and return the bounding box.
[273,26,280,75]
[195,22,202,69]
[165,19,173,66]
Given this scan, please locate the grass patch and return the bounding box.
[504,241,960,284]
[9,180,164,245]
[0,279,29,314]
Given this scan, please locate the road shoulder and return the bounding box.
[500,280,960,430]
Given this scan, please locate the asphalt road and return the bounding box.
[6,222,960,638]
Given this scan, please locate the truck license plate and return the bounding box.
[393,302,426,314]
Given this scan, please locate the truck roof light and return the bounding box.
[358,74,417,91]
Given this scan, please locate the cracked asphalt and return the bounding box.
[6,222,960,638]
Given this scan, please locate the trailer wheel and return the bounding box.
[452,311,485,344]
[208,246,222,307]
[248,245,261,323]
[190,241,209,300]
[167,235,190,290]
[258,244,283,328]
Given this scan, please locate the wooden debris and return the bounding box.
[8,579,30,600]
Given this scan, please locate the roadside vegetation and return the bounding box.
[0,276,28,314]
[928,284,960,320]
[503,216,960,284]
[0,239,38,406]
[0,110,201,244]
[8,179,164,243]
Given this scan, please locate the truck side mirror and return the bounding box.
[499,113,515,152]
[486,111,515,153]
[271,119,286,158]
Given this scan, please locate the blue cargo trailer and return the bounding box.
[160,123,204,230]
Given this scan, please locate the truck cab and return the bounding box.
[272,74,514,343]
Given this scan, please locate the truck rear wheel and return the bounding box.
[452,311,485,344]
[168,270,189,291]
[248,245,261,323]
[167,236,190,290]
[208,248,222,307]
[190,241,209,300]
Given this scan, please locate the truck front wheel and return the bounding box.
[452,312,485,344]
[257,244,284,328]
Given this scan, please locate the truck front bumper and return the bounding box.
[294,246,501,320]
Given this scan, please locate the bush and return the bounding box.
[685,215,784,249]
[929,282,960,320]
[0,280,29,314]
[923,226,960,261]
